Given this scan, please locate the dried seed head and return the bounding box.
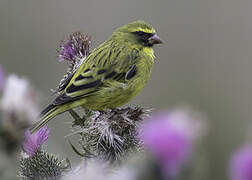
[69,107,150,163]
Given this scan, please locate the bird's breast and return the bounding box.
[127,48,154,92]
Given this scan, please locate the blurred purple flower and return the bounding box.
[22,126,49,157]
[229,146,252,180]
[58,32,91,63]
[0,65,4,90]
[141,109,204,178]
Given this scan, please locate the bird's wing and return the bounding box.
[53,73,75,94]
[52,43,140,106]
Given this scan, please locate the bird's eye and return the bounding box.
[134,31,146,36]
[133,31,154,39]
[133,31,155,46]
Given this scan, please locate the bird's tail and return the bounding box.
[30,98,86,133]
[30,104,63,134]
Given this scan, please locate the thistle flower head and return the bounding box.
[141,108,205,178]
[229,145,252,180]
[59,40,78,62]
[55,32,91,94]
[69,107,149,163]
[19,151,69,180]
[58,32,91,64]
[22,126,49,157]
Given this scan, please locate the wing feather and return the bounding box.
[52,42,140,106]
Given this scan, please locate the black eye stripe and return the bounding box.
[133,31,154,39]
[132,31,155,47]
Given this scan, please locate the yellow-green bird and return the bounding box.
[31,20,162,133]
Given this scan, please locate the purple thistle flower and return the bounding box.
[58,32,91,63]
[59,40,78,62]
[141,109,204,178]
[22,126,49,157]
[55,32,91,94]
[229,146,252,180]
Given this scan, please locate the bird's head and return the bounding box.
[113,21,163,47]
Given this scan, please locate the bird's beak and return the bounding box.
[148,34,163,45]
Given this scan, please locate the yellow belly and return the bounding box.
[83,78,146,110]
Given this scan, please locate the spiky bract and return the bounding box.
[69,106,150,162]
[19,151,69,180]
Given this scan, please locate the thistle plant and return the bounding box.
[54,32,149,162]
[0,74,39,153]
[0,29,226,180]
[140,108,206,179]
[0,22,251,180]
[55,32,91,94]
[0,71,69,180]
[68,107,149,163]
[22,126,50,157]
[229,145,252,180]
[19,126,69,180]
[20,151,68,180]
[58,31,91,63]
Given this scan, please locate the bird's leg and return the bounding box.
[85,109,93,117]
[81,106,96,120]
[81,105,87,114]
[81,106,92,116]
[68,109,85,127]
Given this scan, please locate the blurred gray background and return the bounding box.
[1,0,252,179]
